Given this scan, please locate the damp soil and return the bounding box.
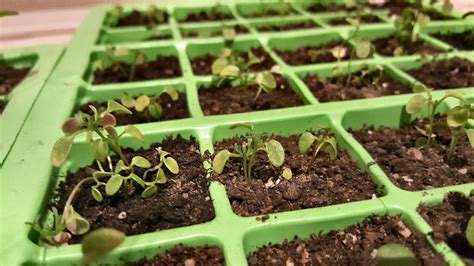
[53,136,214,243]
[303,68,411,102]
[92,55,181,84]
[183,25,249,38]
[241,6,296,18]
[0,99,6,114]
[127,244,225,266]
[307,3,356,13]
[275,41,351,65]
[418,192,474,265]
[190,48,275,76]
[0,66,31,95]
[198,74,304,115]
[407,57,474,89]
[211,135,380,217]
[248,215,445,265]
[372,35,443,56]
[79,92,189,125]
[432,30,474,50]
[367,1,411,15]
[115,10,169,27]
[256,21,317,32]
[328,14,383,25]
[182,11,233,22]
[350,116,474,191]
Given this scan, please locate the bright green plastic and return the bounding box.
[0,1,473,265]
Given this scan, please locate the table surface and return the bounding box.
[0,0,473,49]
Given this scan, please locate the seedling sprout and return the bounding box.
[121,86,179,119]
[298,126,338,167]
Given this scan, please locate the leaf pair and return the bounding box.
[120,86,179,119]
[299,129,338,162]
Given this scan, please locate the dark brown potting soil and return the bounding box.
[183,25,249,38]
[0,66,31,95]
[418,192,474,265]
[53,136,214,243]
[241,6,296,17]
[79,92,189,125]
[350,116,474,191]
[303,68,411,102]
[212,135,380,217]
[432,30,474,50]
[366,0,411,15]
[307,3,355,13]
[183,11,233,22]
[199,74,303,115]
[407,57,474,89]
[0,99,6,114]
[247,215,445,265]
[127,244,225,266]
[190,48,275,76]
[256,21,317,32]
[372,35,443,56]
[275,41,351,65]
[116,10,169,27]
[422,9,453,20]
[93,55,181,84]
[328,14,383,25]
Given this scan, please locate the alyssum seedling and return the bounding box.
[121,86,179,119]
[212,123,285,180]
[98,46,148,82]
[28,100,180,246]
[211,48,276,102]
[298,126,338,167]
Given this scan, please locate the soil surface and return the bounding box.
[256,21,317,32]
[248,215,445,265]
[190,48,275,76]
[183,25,249,38]
[211,135,380,217]
[418,192,474,265]
[199,74,303,115]
[0,66,31,95]
[241,6,296,17]
[350,116,474,191]
[276,41,351,65]
[407,57,474,89]
[93,55,181,84]
[328,14,383,25]
[0,99,6,114]
[183,11,233,22]
[372,35,442,56]
[53,137,214,243]
[116,10,169,27]
[303,68,411,102]
[307,3,355,13]
[432,30,474,50]
[79,92,189,125]
[127,244,225,266]
[367,1,411,15]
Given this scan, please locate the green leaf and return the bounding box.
[107,100,132,115]
[322,137,338,160]
[212,150,232,174]
[229,123,254,131]
[467,216,474,247]
[298,132,317,154]
[282,167,293,180]
[114,160,128,174]
[447,106,469,128]
[147,102,163,119]
[141,185,158,198]
[406,95,427,114]
[155,168,167,184]
[445,91,466,102]
[123,125,144,142]
[255,72,276,91]
[131,156,152,168]
[211,57,229,75]
[135,95,150,112]
[62,118,82,135]
[93,171,111,178]
[355,40,372,59]
[346,17,360,28]
[222,27,236,41]
[465,129,474,148]
[120,93,136,108]
[160,86,179,101]
[113,47,129,57]
[164,157,179,174]
[91,187,103,202]
[265,140,285,167]
[51,136,75,167]
[412,83,428,93]
[135,52,147,65]
[393,46,404,56]
[81,228,125,264]
[220,65,240,77]
[105,175,123,196]
[376,243,419,266]
[247,51,262,66]
[64,206,90,235]
[129,173,145,187]
[417,13,430,27]
[0,11,19,17]
[92,139,109,163]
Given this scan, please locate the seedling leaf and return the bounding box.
[265,140,285,167]
[107,100,132,115]
[131,156,151,168]
[299,132,317,154]
[213,150,232,174]
[135,95,150,112]
[141,185,158,198]
[91,187,103,202]
[155,168,167,184]
[62,118,82,135]
[81,228,125,264]
[355,40,372,59]
[256,72,276,91]
[222,27,236,41]
[164,157,179,174]
[466,129,474,148]
[447,106,469,128]
[64,206,90,235]
[282,167,293,180]
[412,83,428,93]
[123,125,144,142]
[467,216,474,247]
[376,243,418,266]
[220,65,240,77]
[92,139,109,162]
[161,86,179,101]
[51,136,74,167]
[121,93,136,108]
[406,94,427,114]
[105,175,123,195]
[212,57,229,75]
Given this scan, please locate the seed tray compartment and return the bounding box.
[1,1,473,265]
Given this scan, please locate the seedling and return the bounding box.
[111,5,167,27]
[81,228,125,264]
[467,215,474,247]
[298,126,338,166]
[121,86,179,119]
[212,123,285,180]
[348,64,385,87]
[98,46,148,81]
[211,48,276,102]
[376,243,419,266]
[392,4,430,55]
[446,102,474,160]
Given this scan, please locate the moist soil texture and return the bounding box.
[307,3,355,13]
[0,99,6,114]
[303,68,411,102]
[350,116,474,191]
[328,14,383,25]
[407,57,474,89]
[127,244,225,266]
[367,1,411,15]
[256,21,317,32]
[372,35,442,56]
[183,11,233,22]
[191,48,275,76]
[183,25,248,38]
[418,192,474,265]
[199,74,303,115]
[93,55,181,84]
[247,215,445,265]
[241,6,296,18]
[0,66,31,95]
[116,10,169,27]
[276,41,351,65]
[432,30,474,50]
[79,92,189,125]
[211,135,380,217]
[53,136,214,243]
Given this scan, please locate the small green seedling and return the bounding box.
[121,86,179,119]
[446,102,474,160]
[212,123,285,180]
[81,228,125,264]
[467,215,474,247]
[393,5,430,55]
[348,64,385,87]
[98,46,148,81]
[112,5,167,27]
[211,48,276,102]
[376,243,419,266]
[298,126,338,166]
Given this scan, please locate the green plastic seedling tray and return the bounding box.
[1,1,473,265]
[0,45,63,165]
